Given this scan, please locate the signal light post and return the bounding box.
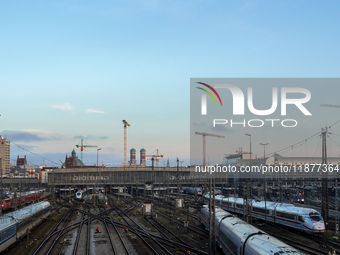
[260,142,269,225]
[245,133,252,224]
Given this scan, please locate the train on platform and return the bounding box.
[295,191,305,204]
[75,188,87,199]
[204,193,325,234]
[0,201,51,253]
[55,187,75,198]
[181,187,202,196]
[1,189,45,211]
[201,205,303,255]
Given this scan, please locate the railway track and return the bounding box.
[32,206,76,255]
[259,221,340,255]
[29,195,207,255]
[72,206,89,255]
[145,217,186,244]
[108,196,174,255]
[154,209,209,238]
[98,204,131,255]
[268,232,329,255]
[109,195,208,255]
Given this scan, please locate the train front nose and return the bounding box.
[312,221,325,231]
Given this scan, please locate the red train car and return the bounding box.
[1,190,44,211]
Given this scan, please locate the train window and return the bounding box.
[276,211,295,220]
[218,229,237,253]
[298,216,305,222]
[253,207,269,214]
[236,203,243,209]
[309,212,322,221]
[222,200,231,206]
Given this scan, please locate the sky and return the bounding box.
[1,0,340,167]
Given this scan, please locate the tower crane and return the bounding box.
[195,132,225,167]
[122,120,130,166]
[59,159,65,168]
[146,149,164,167]
[75,139,97,163]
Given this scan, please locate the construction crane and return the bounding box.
[59,159,65,168]
[146,149,164,167]
[195,132,225,167]
[122,120,130,166]
[75,139,97,163]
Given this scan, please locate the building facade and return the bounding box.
[64,149,85,168]
[0,136,10,175]
[140,148,146,167]
[17,155,27,166]
[130,148,136,166]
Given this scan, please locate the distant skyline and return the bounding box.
[1,1,340,167]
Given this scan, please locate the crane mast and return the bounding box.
[195,132,225,167]
[75,139,97,163]
[122,120,130,166]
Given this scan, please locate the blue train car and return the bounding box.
[0,201,51,253]
[0,220,16,251]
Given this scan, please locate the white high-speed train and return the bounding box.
[204,193,325,233]
[76,188,86,199]
[201,205,303,255]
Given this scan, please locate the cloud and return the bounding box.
[73,135,109,140]
[210,124,231,133]
[86,109,105,114]
[1,130,48,142]
[51,103,73,111]
[1,130,62,142]
[23,129,55,135]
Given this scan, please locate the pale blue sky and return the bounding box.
[1,0,340,167]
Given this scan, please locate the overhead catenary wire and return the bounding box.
[313,136,322,157]
[266,131,321,157]
[264,118,340,158]
[327,135,340,150]
[9,140,60,166]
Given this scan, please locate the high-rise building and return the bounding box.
[0,136,10,175]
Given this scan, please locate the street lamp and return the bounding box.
[96,148,101,194]
[260,142,269,225]
[245,133,251,224]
